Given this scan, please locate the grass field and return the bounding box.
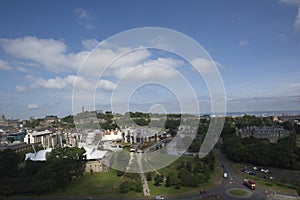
[48,169,139,198]
[46,153,221,199]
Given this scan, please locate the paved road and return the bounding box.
[208,148,266,200]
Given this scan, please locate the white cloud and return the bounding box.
[144,57,183,68]
[73,8,94,30]
[279,0,300,6]
[98,80,116,91]
[16,66,31,73]
[280,0,300,31]
[0,59,12,71]
[239,40,249,46]
[110,49,151,69]
[191,58,222,74]
[82,39,99,50]
[85,24,95,30]
[275,33,286,41]
[27,103,39,110]
[0,36,153,76]
[295,7,300,30]
[16,85,26,92]
[113,57,182,81]
[73,8,90,20]
[0,36,73,72]
[26,75,93,90]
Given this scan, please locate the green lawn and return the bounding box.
[48,169,141,198]
[47,154,219,198]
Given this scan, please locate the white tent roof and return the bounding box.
[84,147,107,160]
[25,148,52,161]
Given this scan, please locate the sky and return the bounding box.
[0,0,300,119]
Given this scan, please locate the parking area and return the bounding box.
[239,164,300,188]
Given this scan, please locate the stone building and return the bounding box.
[236,126,290,143]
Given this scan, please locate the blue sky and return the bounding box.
[0,0,300,119]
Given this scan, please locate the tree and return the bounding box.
[0,149,20,178]
[186,161,192,172]
[119,180,131,193]
[165,173,177,187]
[165,176,171,187]
[146,173,152,181]
[154,174,163,186]
[117,170,125,177]
[188,140,201,152]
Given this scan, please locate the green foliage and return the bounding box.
[133,118,150,126]
[164,119,180,131]
[222,135,300,169]
[188,140,201,152]
[119,173,143,193]
[61,115,74,123]
[235,115,263,128]
[24,119,42,128]
[154,174,164,186]
[116,170,125,177]
[0,147,86,195]
[297,188,300,196]
[119,180,131,193]
[0,149,21,178]
[146,172,153,181]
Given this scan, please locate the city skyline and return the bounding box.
[0,0,300,119]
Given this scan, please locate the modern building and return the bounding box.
[236,126,290,143]
[0,142,32,153]
[24,130,61,148]
[6,131,26,143]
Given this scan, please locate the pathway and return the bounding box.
[136,153,151,196]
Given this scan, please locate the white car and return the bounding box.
[223,172,228,178]
[155,196,164,200]
[261,169,269,173]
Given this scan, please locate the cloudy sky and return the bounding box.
[0,0,300,119]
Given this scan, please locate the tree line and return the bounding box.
[0,147,86,196]
[222,135,300,170]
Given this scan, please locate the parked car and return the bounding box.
[264,175,274,180]
[199,189,206,194]
[242,169,252,174]
[253,166,258,171]
[155,196,165,200]
[261,169,269,173]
